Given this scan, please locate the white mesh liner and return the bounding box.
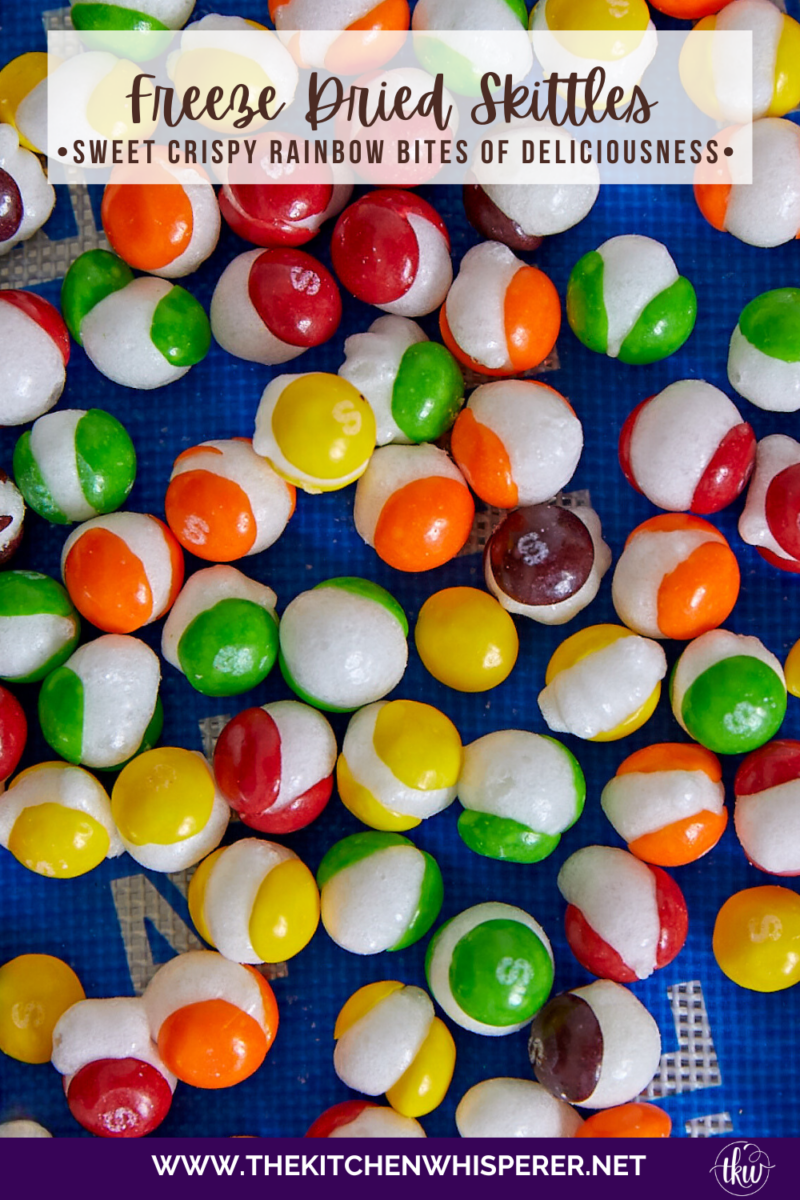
[643,980,722,1098]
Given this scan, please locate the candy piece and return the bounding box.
[0,123,54,255]
[13,409,136,526]
[670,630,786,755]
[0,54,49,152]
[111,747,229,872]
[575,1103,671,1138]
[451,380,583,508]
[558,845,688,983]
[619,380,756,515]
[457,730,584,863]
[0,762,123,878]
[213,701,336,834]
[253,373,376,494]
[529,979,661,1108]
[101,161,220,278]
[339,315,464,446]
[0,686,26,783]
[0,471,25,563]
[61,249,210,390]
[738,434,800,572]
[39,634,162,769]
[271,0,410,31]
[62,512,184,634]
[307,1101,426,1138]
[0,290,69,425]
[318,831,443,953]
[713,885,800,992]
[0,954,84,1064]
[354,444,474,572]
[567,235,696,365]
[0,1121,51,1137]
[165,438,295,561]
[463,156,597,250]
[484,503,611,625]
[539,625,666,742]
[142,950,278,1089]
[695,117,800,248]
[337,700,461,830]
[415,587,518,693]
[786,639,800,698]
[728,289,800,413]
[52,997,175,1137]
[440,241,560,376]
[612,515,740,641]
[333,980,454,1117]
[650,0,727,15]
[426,902,553,1035]
[455,1078,584,1138]
[734,740,800,875]
[601,743,727,867]
[211,248,341,366]
[279,578,408,712]
[331,190,451,318]
[413,1,533,96]
[70,0,196,31]
[0,571,80,683]
[219,173,351,247]
[188,838,319,964]
[161,566,278,697]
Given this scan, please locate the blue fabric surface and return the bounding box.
[1,0,800,1139]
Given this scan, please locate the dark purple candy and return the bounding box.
[462,181,542,253]
[486,504,595,608]
[528,991,603,1103]
[0,168,23,245]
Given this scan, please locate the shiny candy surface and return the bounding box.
[575,1102,671,1138]
[0,570,80,684]
[67,1057,174,1138]
[219,179,352,247]
[728,288,800,413]
[0,954,84,1064]
[0,685,26,782]
[306,1100,426,1139]
[415,587,518,693]
[713,886,800,992]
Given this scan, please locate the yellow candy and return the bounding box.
[373,700,461,791]
[415,587,518,693]
[334,980,404,1038]
[713,886,800,993]
[187,846,226,946]
[545,0,650,32]
[249,858,320,963]
[111,748,215,846]
[271,374,376,491]
[0,954,85,1064]
[336,756,420,832]
[771,16,800,117]
[0,53,48,151]
[385,1016,456,1118]
[545,623,661,741]
[8,803,110,879]
[785,637,800,699]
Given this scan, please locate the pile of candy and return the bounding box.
[2,0,800,1142]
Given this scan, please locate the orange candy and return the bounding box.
[157,991,275,1090]
[504,265,562,374]
[62,515,184,634]
[602,742,728,867]
[373,477,475,572]
[166,470,256,561]
[102,180,193,274]
[576,1102,671,1138]
[450,409,517,508]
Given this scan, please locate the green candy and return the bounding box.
[392,341,464,443]
[457,811,562,863]
[739,288,800,363]
[177,598,279,697]
[315,577,408,636]
[150,286,211,367]
[316,830,411,889]
[566,250,607,355]
[71,3,169,31]
[38,665,84,764]
[676,655,787,755]
[14,409,136,525]
[447,917,554,1026]
[0,572,80,683]
[618,276,698,366]
[61,249,134,345]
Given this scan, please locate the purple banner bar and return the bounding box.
[0,1136,785,1199]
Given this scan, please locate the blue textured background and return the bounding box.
[1,0,800,1139]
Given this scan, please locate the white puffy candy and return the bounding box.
[322,1106,426,1138]
[739,434,800,567]
[52,997,175,1091]
[456,1078,584,1138]
[529,979,662,1109]
[601,758,726,854]
[0,1121,52,1137]
[413,0,534,86]
[0,123,55,255]
[71,0,196,27]
[538,631,667,741]
[728,289,800,414]
[0,293,67,426]
[706,118,800,248]
[38,634,161,769]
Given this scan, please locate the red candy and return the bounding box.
[219,179,352,247]
[0,289,70,367]
[0,685,26,782]
[67,1057,173,1139]
[734,740,800,876]
[331,189,451,317]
